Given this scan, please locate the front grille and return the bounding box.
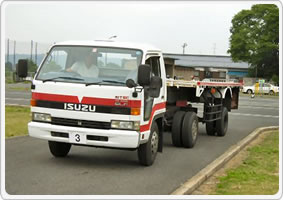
[51,117,111,129]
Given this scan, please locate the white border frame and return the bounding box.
[0,1,282,199]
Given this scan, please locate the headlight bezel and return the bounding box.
[32,112,51,123]
[111,120,140,131]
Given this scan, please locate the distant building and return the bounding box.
[163,53,249,81]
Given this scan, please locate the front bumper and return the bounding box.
[28,121,140,149]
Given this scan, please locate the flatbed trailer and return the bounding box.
[163,78,241,148]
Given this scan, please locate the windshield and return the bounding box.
[36,46,143,85]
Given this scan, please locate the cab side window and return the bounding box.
[145,56,161,77]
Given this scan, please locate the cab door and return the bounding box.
[140,53,166,138]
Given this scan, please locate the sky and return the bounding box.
[4,1,257,55]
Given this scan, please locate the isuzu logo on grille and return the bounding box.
[64,103,96,112]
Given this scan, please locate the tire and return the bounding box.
[171,111,186,147]
[182,112,198,148]
[138,122,159,166]
[247,89,253,94]
[216,107,228,137]
[206,121,216,136]
[269,90,274,95]
[48,141,71,157]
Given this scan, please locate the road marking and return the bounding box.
[230,113,279,118]
[238,105,278,110]
[192,104,278,110]
[196,109,279,119]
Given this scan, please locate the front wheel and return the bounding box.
[138,122,159,166]
[48,141,72,157]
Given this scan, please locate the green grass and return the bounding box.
[212,131,279,195]
[5,106,31,138]
[8,86,30,92]
[240,92,279,98]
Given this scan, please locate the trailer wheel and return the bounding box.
[206,121,216,136]
[216,107,228,137]
[182,112,198,148]
[171,111,186,147]
[138,121,159,166]
[48,141,71,157]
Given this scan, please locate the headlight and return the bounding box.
[32,112,51,122]
[111,120,140,131]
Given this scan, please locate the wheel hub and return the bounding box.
[151,131,159,156]
[192,120,198,140]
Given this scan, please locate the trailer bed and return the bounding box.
[166,79,243,88]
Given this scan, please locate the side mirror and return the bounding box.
[126,79,137,88]
[137,64,151,86]
[17,59,28,78]
[149,76,162,98]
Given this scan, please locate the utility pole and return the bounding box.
[182,43,188,54]
[30,40,33,62]
[213,43,216,55]
[6,38,10,63]
[35,42,38,66]
[13,40,16,68]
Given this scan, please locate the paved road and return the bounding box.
[5,83,31,106]
[5,87,279,195]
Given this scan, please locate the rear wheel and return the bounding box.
[247,89,253,94]
[48,141,71,157]
[206,121,216,136]
[138,122,159,166]
[171,111,186,147]
[182,112,198,148]
[216,107,228,137]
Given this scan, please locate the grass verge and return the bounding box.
[240,92,279,98]
[5,106,30,138]
[212,130,279,195]
[7,87,30,92]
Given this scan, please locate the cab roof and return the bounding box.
[54,40,161,53]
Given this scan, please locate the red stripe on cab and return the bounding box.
[32,92,141,108]
[140,102,166,132]
[32,92,79,103]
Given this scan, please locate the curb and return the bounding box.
[170,126,279,195]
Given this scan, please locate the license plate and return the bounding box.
[69,132,86,144]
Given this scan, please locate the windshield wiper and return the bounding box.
[85,80,125,87]
[101,80,125,85]
[42,76,84,83]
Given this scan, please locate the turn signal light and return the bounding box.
[131,108,140,115]
[30,99,37,106]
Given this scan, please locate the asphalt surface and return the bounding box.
[5,85,279,195]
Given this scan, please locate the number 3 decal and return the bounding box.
[75,134,80,142]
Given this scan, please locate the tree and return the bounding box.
[228,4,279,82]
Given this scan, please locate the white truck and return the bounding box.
[17,40,242,166]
